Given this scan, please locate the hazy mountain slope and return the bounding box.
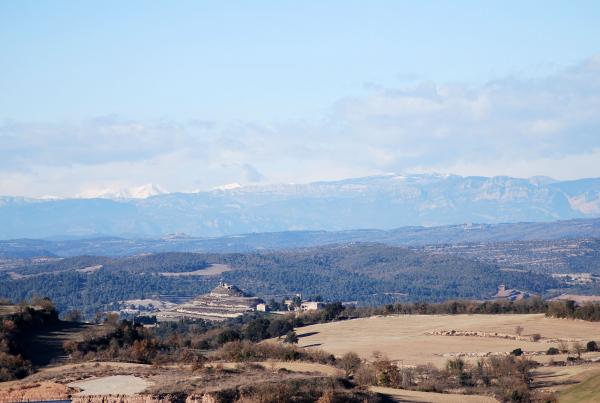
[1,174,599,239]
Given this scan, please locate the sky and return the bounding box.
[1,1,600,197]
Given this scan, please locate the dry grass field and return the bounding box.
[208,361,343,376]
[160,263,231,277]
[296,314,600,367]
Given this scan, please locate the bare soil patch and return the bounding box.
[160,263,231,277]
[68,375,153,396]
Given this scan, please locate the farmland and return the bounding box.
[296,314,600,367]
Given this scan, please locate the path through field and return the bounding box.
[371,386,498,402]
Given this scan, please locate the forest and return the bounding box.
[0,244,566,318]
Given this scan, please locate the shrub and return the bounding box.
[546,347,560,355]
[558,340,569,353]
[0,352,32,381]
[511,348,523,356]
[571,341,585,359]
[268,319,293,339]
[63,310,83,322]
[586,341,598,352]
[214,340,333,364]
[339,352,362,376]
[446,358,466,375]
[530,333,542,342]
[283,331,298,344]
[354,363,377,386]
[244,318,271,342]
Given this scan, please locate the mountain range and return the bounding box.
[1,173,600,239]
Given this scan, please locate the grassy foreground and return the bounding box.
[559,372,600,403]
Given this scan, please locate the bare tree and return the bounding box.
[571,341,585,359]
[558,340,569,353]
[515,325,524,336]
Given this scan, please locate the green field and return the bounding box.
[560,372,600,403]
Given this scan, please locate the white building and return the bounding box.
[300,301,325,311]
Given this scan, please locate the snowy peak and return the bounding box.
[77,183,167,199]
[212,183,243,191]
[2,173,600,239]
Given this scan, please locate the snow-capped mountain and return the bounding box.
[76,184,167,199]
[1,174,599,239]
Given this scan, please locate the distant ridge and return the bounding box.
[1,217,599,257]
[1,173,599,239]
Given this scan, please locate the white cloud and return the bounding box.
[2,56,600,197]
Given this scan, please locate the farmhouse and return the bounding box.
[300,301,325,311]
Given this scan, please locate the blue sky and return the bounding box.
[1,1,600,197]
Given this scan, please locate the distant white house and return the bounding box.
[256,303,268,312]
[300,301,325,311]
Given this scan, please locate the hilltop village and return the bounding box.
[134,282,326,322]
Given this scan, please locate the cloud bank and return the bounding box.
[1,56,600,198]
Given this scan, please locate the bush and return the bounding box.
[354,363,377,386]
[339,352,362,376]
[283,331,298,344]
[63,310,83,322]
[586,341,598,352]
[268,319,293,339]
[530,333,542,342]
[215,340,333,364]
[511,348,523,356]
[558,340,569,353]
[446,358,465,372]
[0,352,32,381]
[244,318,270,342]
[546,347,560,355]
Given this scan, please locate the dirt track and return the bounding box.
[371,386,498,402]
